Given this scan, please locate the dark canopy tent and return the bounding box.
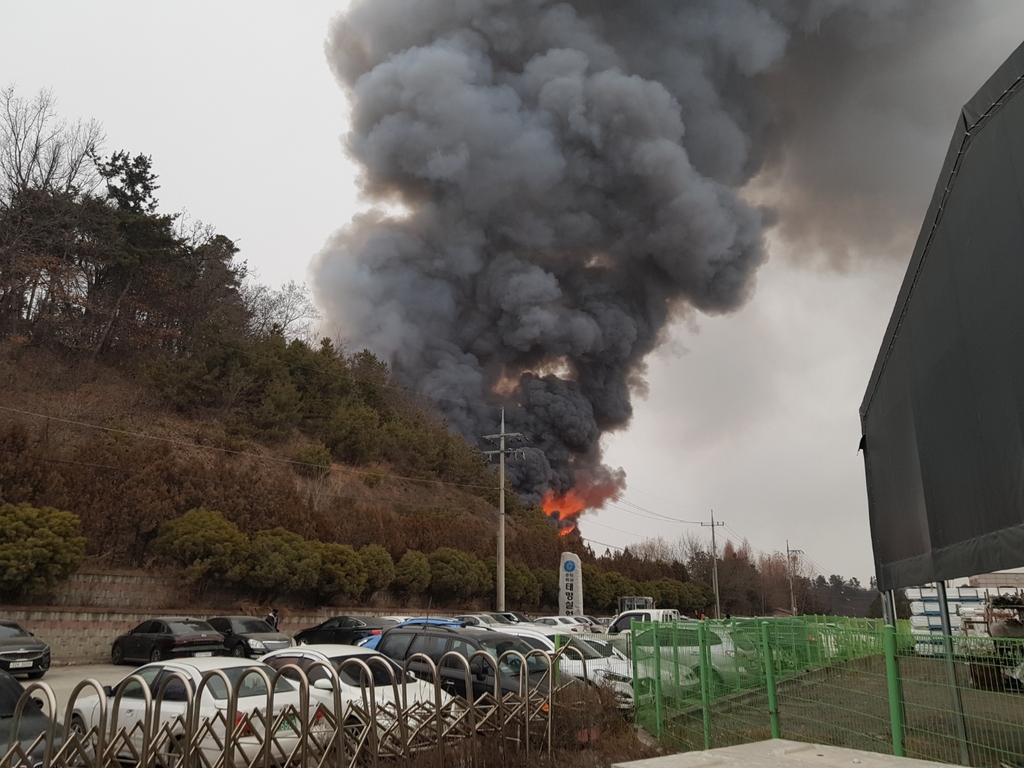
[861,39,1024,592]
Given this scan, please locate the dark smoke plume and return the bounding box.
[313,0,927,502]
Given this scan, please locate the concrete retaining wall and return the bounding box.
[0,606,389,666]
[0,571,395,665]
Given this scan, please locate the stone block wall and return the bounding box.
[0,570,394,665]
[0,607,388,665]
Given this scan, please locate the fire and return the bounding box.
[541,488,588,521]
[540,470,623,536]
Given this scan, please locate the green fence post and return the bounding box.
[654,622,664,737]
[761,621,781,740]
[698,620,712,749]
[631,621,641,729]
[883,623,905,757]
[673,621,681,698]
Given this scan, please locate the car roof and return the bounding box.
[264,644,381,659]
[147,616,211,623]
[387,625,514,640]
[144,657,270,672]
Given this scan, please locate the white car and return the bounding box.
[534,616,589,633]
[260,644,451,755]
[259,644,445,714]
[70,657,309,767]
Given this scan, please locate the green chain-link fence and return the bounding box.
[628,617,1024,767]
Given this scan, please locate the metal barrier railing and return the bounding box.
[0,645,582,768]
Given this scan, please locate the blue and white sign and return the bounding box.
[559,552,583,616]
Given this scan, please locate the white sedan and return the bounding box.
[70,657,309,767]
[534,616,589,632]
[260,645,451,755]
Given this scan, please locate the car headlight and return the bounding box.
[246,639,266,650]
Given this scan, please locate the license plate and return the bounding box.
[276,718,295,733]
[9,661,31,669]
[194,651,213,657]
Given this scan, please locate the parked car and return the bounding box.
[452,614,504,628]
[606,608,683,634]
[358,619,467,650]
[376,625,551,701]
[261,644,444,712]
[493,611,532,624]
[0,668,60,764]
[71,657,306,767]
[0,621,50,679]
[207,616,293,658]
[534,616,588,632]
[110,617,225,664]
[633,623,754,690]
[294,617,396,646]
[494,625,642,707]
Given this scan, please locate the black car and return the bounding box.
[206,616,293,658]
[0,621,50,680]
[376,625,551,700]
[294,616,396,646]
[0,668,60,762]
[110,617,225,664]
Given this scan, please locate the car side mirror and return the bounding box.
[470,660,487,679]
[103,685,115,697]
[32,697,44,710]
[313,679,333,691]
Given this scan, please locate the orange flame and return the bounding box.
[540,471,623,535]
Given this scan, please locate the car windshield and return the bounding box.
[0,625,30,640]
[580,639,618,658]
[168,621,214,635]
[560,637,603,660]
[487,614,513,624]
[477,638,549,676]
[332,655,415,686]
[204,666,296,700]
[234,620,274,634]
[0,677,36,718]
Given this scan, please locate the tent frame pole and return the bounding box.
[937,581,971,766]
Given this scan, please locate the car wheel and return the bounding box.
[69,713,96,763]
[157,736,185,768]
[111,644,124,665]
[150,647,163,663]
[231,644,246,658]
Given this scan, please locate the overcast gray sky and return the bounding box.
[5,2,1024,583]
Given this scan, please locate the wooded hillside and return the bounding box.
[0,88,883,617]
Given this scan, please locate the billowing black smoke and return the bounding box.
[313,0,926,501]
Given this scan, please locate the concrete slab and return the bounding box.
[615,740,951,768]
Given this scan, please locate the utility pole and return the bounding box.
[701,510,724,619]
[482,407,524,611]
[786,541,803,616]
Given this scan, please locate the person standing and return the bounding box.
[265,608,279,630]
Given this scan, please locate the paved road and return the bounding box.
[18,664,128,719]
